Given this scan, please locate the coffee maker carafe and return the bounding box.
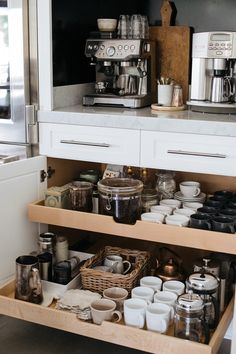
[210,59,234,103]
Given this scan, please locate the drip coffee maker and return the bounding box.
[83,35,156,108]
[187,31,236,113]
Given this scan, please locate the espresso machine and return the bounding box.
[83,39,156,108]
[187,32,236,113]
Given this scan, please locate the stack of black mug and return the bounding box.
[189,190,236,233]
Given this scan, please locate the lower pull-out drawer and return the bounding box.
[0,279,233,354]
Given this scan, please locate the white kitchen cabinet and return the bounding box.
[140,131,236,176]
[0,156,47,284]
[39,123,140,166]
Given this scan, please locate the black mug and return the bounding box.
[214,190,234,200]
[211,216,235,234]
[197,206,217,217]
[204,199,224,209]
[219,209,236,221]
[189,213,211,230]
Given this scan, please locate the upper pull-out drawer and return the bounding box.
[141,131,236,176]
[39,123,140,165]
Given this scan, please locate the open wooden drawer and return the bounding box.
[0,279,233,354]
[29,200,236,254]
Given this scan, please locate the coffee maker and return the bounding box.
[83,38,156,108]
[187,32,236,113]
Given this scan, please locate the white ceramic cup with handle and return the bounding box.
[124,298,147,328]
[150,205,173,216]
[104,255,131,275]
[162,280,185,296]
[131,286,154,304]
[146,302,171,333]
[165,214,189,227]
[179,181,201,198]
[154,290,177,322]
[90,299,122,325]
[160,199,181,211]
[140,276,162,292]
[174,208,195,217]
[141,212,164,224]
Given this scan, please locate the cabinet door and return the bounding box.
[0,155,47,284]
[141,131,236,176]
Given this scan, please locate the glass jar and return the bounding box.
[97,178,143,224]
[141,189,159,213]
[69,181,93,212]
[155,170,176,200]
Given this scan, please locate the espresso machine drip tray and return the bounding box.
[83,93,152,109]
[187,100,236,114]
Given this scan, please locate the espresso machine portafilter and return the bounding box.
[83,39,156,108]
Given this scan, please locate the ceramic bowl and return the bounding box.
[97,18,117,32]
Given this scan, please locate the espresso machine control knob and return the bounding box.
[106,46,116,57]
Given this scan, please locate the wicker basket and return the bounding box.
[80,246,150,295]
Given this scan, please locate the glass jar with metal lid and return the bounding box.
[155,170,176,200]
[97,178,143,224]
[141,188,159,213]
[174,291,209,344]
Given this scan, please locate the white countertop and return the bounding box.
[38,104,236,137]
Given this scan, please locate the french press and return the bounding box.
[186,271,220,329]
[174,291,209,344]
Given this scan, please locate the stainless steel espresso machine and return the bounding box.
[187,32,236,113]
[83,39,156,108]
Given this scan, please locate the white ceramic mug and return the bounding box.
[131,286,154,304]
[104,255,131,275]
[159,199,181,211]
[154,290,177,322]
[140,276,162,292]
[162,280,185,296]
[183,202,203,211]
[179,181,201,198]
[141,212,164,224]
[124,298,147,328]
[103,287,128,313]
[90,299,122,325]
[150,205,173,216]
[165,214,189,227]
[174,208,195,217]
[146,302,171,333]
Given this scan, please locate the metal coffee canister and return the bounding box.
[38,232,57,262]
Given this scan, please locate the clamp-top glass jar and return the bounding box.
[155,170,176,200]
[97,178,143,224]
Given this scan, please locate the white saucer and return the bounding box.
[174,191,206,203]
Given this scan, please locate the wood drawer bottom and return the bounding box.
[0,280,233,354]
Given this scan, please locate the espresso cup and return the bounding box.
[104,255,131,275]
[204,199,224,209]
[162,280,185,296]
[183,202,203,211]
[214,190,234,200]
[15,255,43,304]
[140,276,162,292]
[189,213,212,230]
[141,212,164,224]
[174,208,195,217]
[179,181,201,198]
[103,287,128,312]
[211,216,235,234]
[219,208,236,220]
[146,302,171,333]
[150,205,173,216]
[159,199,181,211]
[124,298,147,328]
[90,299,122,325]
[197,206,217,217]
[165,214,189,227]
[131,286,154,304]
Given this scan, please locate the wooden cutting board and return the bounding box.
[149,0,191,104]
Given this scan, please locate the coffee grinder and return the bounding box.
[83,38,156,108]
[187,31,236,113]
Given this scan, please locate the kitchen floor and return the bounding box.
[0,315,231,354]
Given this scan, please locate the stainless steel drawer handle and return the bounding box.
[60,139,110,148]
[167,149,226,159]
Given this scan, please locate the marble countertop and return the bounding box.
[38,104,236,137]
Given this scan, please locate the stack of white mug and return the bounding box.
[141,181,203,227]
[124,276,185,333]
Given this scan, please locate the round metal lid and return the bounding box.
[176,292,204,312]
[98,178,143,194]
[187,272,219,292]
